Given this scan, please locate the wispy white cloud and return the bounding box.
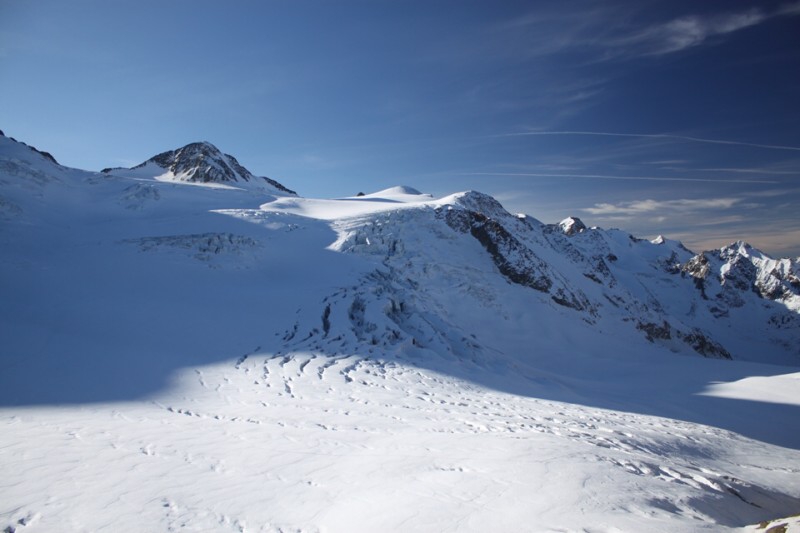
[662,166,800,175]
[670,228,800,259]
[460,171,777,185]
[489,4,615,59]
[778,1,800,15]
[501,2,800,61]
[583,197,740,216]
[739,187,800,198]
[574,188,800,257]
[611,9,766,57]
[606,2,800,58]
[495,130,800,152]
[642,160,690,165]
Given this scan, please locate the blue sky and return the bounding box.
[2,0,799,256]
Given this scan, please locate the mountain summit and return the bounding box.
[103,141,296,195]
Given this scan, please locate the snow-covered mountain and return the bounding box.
[272,183,799,366]
[102,140,296,195]
[2,132,799,532]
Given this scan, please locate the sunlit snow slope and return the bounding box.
[1,133,799,532]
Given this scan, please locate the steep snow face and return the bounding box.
[103,141,297,195]
[0,131,64,184]
[0,133,100,225]
[0,130,58,166]
[2,139,800,532]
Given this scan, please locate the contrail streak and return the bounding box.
[461,172,778,184]
[495,131,800,152]
[668,167,799,175]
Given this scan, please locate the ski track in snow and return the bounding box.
[3,353,800,532]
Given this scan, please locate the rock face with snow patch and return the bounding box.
[559,216,587,236]
[680,242,800,322]
[104,141,296,195]
[438,197,591,311]
[281,188,798,364]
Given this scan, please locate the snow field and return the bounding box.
[2,135,799,531]
[4,352,800,532]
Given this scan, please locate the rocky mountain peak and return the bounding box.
[106,141,296,195]
[719,240,754,260]
[451,191,512,221]
[149,141,222,169]
[558,216,587,236]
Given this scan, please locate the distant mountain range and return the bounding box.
[1,132,797,368]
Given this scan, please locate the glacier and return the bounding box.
[1,133,799,532]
